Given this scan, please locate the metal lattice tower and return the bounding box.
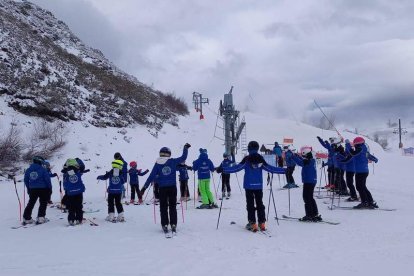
[192,92,209,120]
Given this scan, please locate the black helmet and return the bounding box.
[159,147,171,157]
[248,141,260,152]
[33,156,45,165]
[114,152,122,159]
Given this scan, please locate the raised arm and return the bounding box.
[291,154,305,167]
[263,164,286,174]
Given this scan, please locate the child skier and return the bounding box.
[140,143,191,234]
[177,162,193,201]
[291,146,321,222]
[341,137,378,209]
[283,146,299,189]
[216,153,235,199]
[61,159,86,226]
[44,160,58,204]
[114,152,128,199]
[342,139,358,201]
[222,141,285,232]
[193,148,217,209]
[317,137,335,189]
[97,159,127,222]
[273,142,284,167]
[128,161,149,204]
[23,156,52,225]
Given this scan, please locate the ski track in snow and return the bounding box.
[0,103,413,276]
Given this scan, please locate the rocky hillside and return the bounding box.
[0,0,188,131]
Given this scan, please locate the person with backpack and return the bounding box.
[193,148,217,209]
[341,137,378,209]
[128,161,149,204]
[140,143,191,234]
[22,156,52,225]
[222,141,285,232]
[97,159,127,222]
[114,152,128,199]
[61,159,86,226]
[291,146,321,222]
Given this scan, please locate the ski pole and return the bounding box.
[314,100,342,138]
[235,173,243,194]
[180,195,185,223]
[153,196,156,224]
[318,166,323,196]
[288,185,291,216]
[13,177,22,221]
[193,172,196,207]
[23,169,26,207]
[216,176,224,230]
[270,174,279,225]
[277,174,281,189]
[211,173,217,200]
[143,183,153,202]
[266,173,272,221]
[57,174,63,202]
[105,179,108,200]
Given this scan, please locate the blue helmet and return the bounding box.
[159,147,171,157]
[43,160,51,169]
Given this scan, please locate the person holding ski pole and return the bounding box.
[291,146,321,222]
[221,141,285,232]
[317,136,335,190]
[193,148,217,209]
[22,156,52,225]
[340,137,378,209]
[273,142,284,167]
[61,159,86,226]
[43,160,58,204]
[140,143,191,234]
[177,162,193,201]
[128,161,149,204]
[216,152,235,199]
[283,146,299,189]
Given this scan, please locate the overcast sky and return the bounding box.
[30,0,414,128]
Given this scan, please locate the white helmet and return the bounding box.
[300,146,312,157]
[329,137,341,144]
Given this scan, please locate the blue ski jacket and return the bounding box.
[285,150,296,167]
[343,143,355,172]
[143,146,188,189]
[192,152,215,180]
[223,152,285,190]
[97,169,126,194]
[341,144,378,173]
[63,169,85,196]
[292,155,317,185]
[24,163,52,190]
[273,145,283,157]
[317,137,335,167]
[177,165,192,181]
[128,168,149,185]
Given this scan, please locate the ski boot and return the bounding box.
[162,225,169,234]
[227,192,231,198]
[197,204,211,209]
[36,217,47,224]
[138,198,143,204]
[130,199,135,204]
[106,213,116,222]
[346,196,358,202]
[171,224,177,233]
[210,203,219,209]
[259,222,266,231]
[312,214,322,222]
[353,202,369,209]
[245,222,258,232]
[22,218,35,225]
[117,212,125,222]
[299,215,313,222]
[221,192,226,199]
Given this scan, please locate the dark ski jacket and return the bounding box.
[177,164,192,181]
[143,146,188,189]
[343,142,356,172]
[285,150,296,167]
[128,168,149,185]
[292,155,317,185]
[341,144,378,173]
[317,137,335,168]
[223,151,285,190]
[217,156,235,176]
[24,163,52,190]
[192,152,215,180]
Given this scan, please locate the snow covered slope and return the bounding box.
[0,101,412,276]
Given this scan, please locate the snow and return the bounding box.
[0,101,413,276]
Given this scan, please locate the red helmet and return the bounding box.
[353,137,365,145]
[129,161,137,167]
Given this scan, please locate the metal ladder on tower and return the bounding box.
[240,116,248,156]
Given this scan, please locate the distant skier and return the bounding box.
[222,141,285,232]
[44,160,58,204]
[97,159,127,222]
[273,142,284,167]
[193,148,217,209]
[128,161,149,204]
[61,158,88,211]
[177,161,193,201]
[283,146,299,189]
[216,152,235,199]
[140,143,191,234]
[61,158,86,226]
[291,146,322,222]
[22,156,52,225]
[317,137,336,190]
[341,137,378,209]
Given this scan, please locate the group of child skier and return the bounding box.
[22,135,378,234]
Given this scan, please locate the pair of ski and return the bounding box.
[327,205,396,211]
[124,201,143,206]
[164,230,177,239]
[66,218,99,227]
[278,215,340,225]
[11,218,50,229]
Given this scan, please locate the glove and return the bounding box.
[145,169,149,173]
[52,173,58,177]
[187,166,193,171]
[317,136,321,140]
[140,187,146,196]
[216,167,223,173]
[184,143,191,149]
[83,169,90,173]
[97,176,104,180]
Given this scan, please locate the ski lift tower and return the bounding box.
[219,86,246,156]
[192,92,209,120]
